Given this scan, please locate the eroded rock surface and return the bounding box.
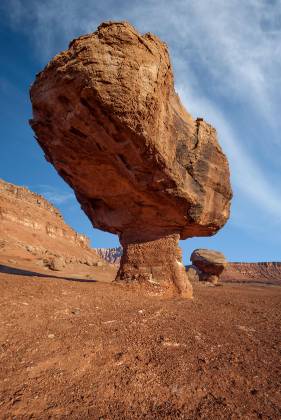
[0,179,103,269]
[191,249,227,276]
[186,265,200,283]
[48,256,66,271]
[30,21,232,296]
[189,249,227,284]
[117,234,192,297]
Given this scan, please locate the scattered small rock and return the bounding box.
[238,325,256,333]
[71,308,81,315]
[48,257,66,271]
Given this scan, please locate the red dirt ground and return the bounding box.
[0,260,281,419]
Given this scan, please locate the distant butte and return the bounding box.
[29,21,232,297]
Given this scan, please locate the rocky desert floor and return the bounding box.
[0,258,281,419]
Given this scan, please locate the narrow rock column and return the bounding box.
[115,233,193,298]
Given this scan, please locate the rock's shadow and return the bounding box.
[0,264,97,283]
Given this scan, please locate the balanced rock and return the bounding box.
[191,249,227,276]
[190,248,227,285]
[29,21,232,297]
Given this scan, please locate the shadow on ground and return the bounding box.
[0,264,97,283]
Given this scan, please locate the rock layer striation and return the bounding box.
[222,262,281,285]
[96,247,123,264]
[0,179,103,269]
[30,21,232,296]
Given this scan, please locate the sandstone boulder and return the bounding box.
[208,275,219,285]
[48,256,66,271]
[191,249,227,276]
[29,21,232,297]
[189,248,227,285]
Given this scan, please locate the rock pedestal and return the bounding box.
[29,21,232,297]
[117,234,192,297]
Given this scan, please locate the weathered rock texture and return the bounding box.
[185,265,200,283]
[189,249,227,284]
[117,234,192,297]
[29,21,232,296]
[0,179,103,269]
[191,249,227,275]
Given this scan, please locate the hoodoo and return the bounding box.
[30,21,232,297]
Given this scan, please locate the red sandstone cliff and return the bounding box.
[0,179,104,269]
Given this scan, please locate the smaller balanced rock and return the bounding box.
[187,249,227,284]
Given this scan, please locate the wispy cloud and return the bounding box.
[30,184,75,205]
[177,84,281,220]
[4,0,281,121]
[43,191,75,205]
[4,0,281,127]
[2,0,281,228]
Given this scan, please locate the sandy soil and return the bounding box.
[0,261,281,419]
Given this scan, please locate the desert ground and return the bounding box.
[0,257,280,419]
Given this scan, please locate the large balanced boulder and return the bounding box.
[29,21,232,297]
[190,249,227,284]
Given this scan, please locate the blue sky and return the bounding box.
[1,0,281,263]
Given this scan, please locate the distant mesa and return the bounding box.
[29,21,232,297]
[96,247,123,264]
[222,261,281,285]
